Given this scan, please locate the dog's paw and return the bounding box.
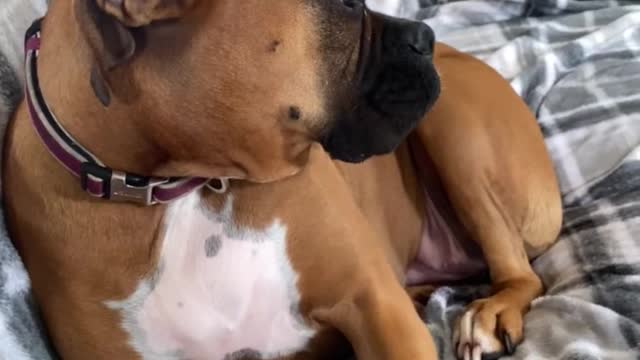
[452,297,524,360]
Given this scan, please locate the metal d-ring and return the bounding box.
[206,178,230,194]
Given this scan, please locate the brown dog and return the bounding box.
[3,1,562,360]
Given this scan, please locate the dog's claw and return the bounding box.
[453,297,525,360]
[481,352,503,360]
[501,330,514,355]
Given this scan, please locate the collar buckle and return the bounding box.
[110,171,169,206]
[80,163,169,206]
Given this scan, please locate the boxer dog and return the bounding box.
[3,1,562,359]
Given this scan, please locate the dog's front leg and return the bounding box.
[310,272,438,360]
[417,114,552,360]
[448,192,544,360]
[415,44,562,360]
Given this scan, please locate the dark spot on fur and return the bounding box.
[147,263,165,293]
[205,235,222,258]
[269,40,282,52]
[289,106,301,121]
[224,348,262,360]
[177,302,184,308]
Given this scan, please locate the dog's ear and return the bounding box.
[75,1,197,107]
[75,0,137,107]
[96,0,198,27]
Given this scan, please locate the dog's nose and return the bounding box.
[404,22,435,56]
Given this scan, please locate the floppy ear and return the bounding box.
[74,1,196,107]
[96,0,198,27]
[75,0,136,107]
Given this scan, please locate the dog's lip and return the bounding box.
[355,8,373,83]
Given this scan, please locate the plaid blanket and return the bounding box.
[381,1,640,359]
[0,2,53,359]
[0,0,639,359]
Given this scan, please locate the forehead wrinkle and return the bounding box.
[197,2,326,120]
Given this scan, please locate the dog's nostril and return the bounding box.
[408,43,426,56]
[407,23,436,56]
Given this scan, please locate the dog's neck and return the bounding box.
[35,6,165,176]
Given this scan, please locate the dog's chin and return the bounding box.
[321,61,440,164]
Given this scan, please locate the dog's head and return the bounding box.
[76,0,439,182]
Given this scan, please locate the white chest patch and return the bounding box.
[107,192,316,360]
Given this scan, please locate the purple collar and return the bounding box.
[24,19,228,206]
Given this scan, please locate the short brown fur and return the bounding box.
[4,1,561,359]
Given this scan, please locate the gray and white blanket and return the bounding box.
[1,0,639,359]
[0,2,53,360]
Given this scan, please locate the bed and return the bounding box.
[1,0,639,359]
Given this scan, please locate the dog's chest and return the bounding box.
[107,192,315,360]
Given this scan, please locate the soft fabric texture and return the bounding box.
[0,2,54,359]
[404,1,640,359]
[0,0,639,359]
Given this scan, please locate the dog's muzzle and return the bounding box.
[321,10,440,163]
